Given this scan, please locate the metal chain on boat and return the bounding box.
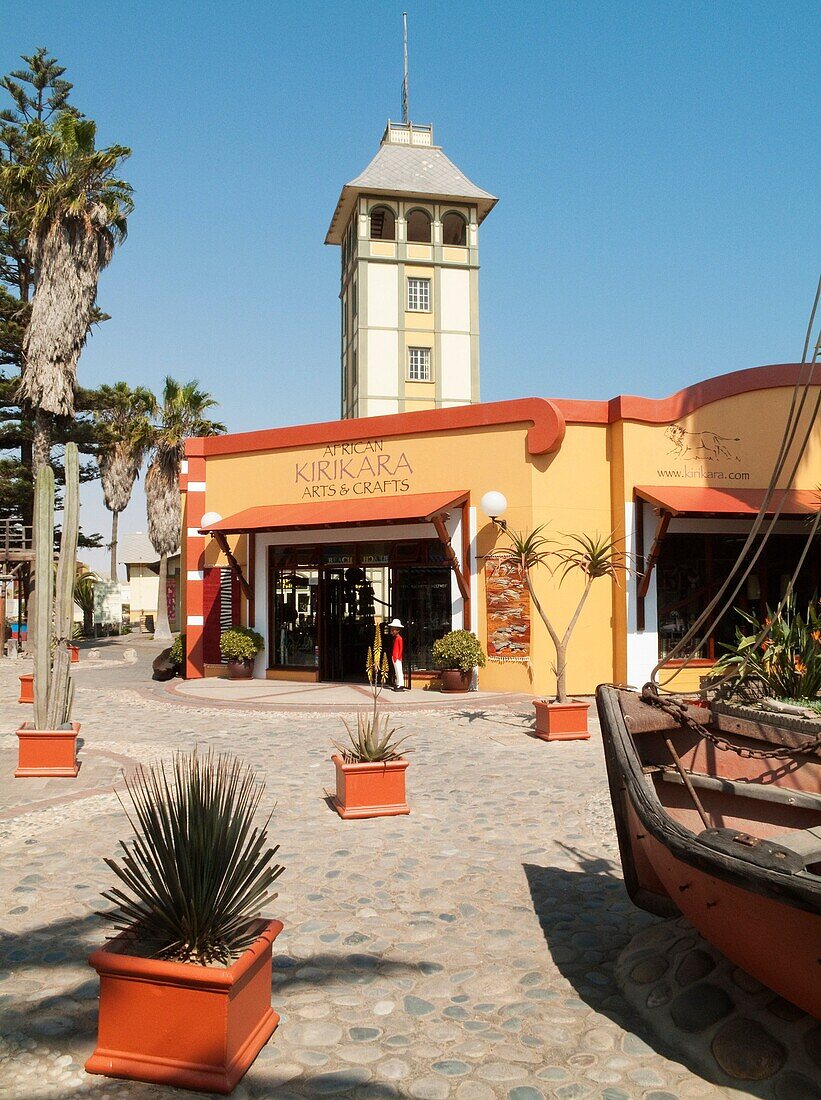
[639,685,821,759]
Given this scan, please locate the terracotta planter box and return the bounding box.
[85,918,283,1094]
[439,669,472,693]
[331,754,410,819]
[16,721,80,777]
[533,699,590,741]
[18,673,33,704]
[225,658,253,680]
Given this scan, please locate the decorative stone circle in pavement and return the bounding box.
[0,642,818,1099]
[616,916,820,1097]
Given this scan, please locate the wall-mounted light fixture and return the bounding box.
[480,491,508,532]
[200,512,222,529]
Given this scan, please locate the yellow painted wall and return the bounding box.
[191,382,821,694]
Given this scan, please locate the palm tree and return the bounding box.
[146,377,225,643]
[95,382,157,580]
[2,112,133,471]
[500,528,626,702]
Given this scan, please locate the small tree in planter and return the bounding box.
[16,443,81,777]
[86,748,285,1093]
[501,528,625,739]
[220,626,264,679]
[331,625,412,818]
[432,629,487,692]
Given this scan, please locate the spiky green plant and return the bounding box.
[32,441,79,728]
[334,710,411,763]
[101,748,284,966]
[333,624,411,763]
[73,570,97,636]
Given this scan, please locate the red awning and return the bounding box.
[199,491,468,534]
[635,485,820,517]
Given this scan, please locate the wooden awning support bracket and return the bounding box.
[431,512,470,603]
[212,532,253,601]
[637,509,671,601]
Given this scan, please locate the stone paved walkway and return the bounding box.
[0,644,806,1099]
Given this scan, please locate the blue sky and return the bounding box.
[3,0,820,565]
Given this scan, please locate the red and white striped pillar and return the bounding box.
[182,445,207,679]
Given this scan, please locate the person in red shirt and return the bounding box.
[388,618,405,691]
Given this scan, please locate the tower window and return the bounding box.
[407,277,430,312]
[442,212,467,246]
[370,206,396,241]
[407,347,431,382]
[406,209,432,243]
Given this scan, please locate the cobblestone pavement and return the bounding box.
[0,644,807,1099]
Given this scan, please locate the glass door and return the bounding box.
[321,567,381,682]
[391,566,452,671]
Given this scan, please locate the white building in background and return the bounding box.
[118,532,181,633]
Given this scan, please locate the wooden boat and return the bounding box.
[596,685,821,1018]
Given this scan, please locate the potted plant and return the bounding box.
[711,597,821,728]
[15,444,80,778]
[85,747,285,1093]
[432,629,487,692]
[500,529,625,740]
[331,626,412,818]
[219,626,264,679]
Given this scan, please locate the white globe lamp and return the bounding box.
[480,491,508,530]
[200,511,223,529]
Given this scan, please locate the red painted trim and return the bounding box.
[185,398,565,459]
[554,363,815,426]
[200,491,470,534]
[635,485,820,516]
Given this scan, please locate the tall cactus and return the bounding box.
[32,443,79,730]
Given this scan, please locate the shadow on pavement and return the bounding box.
[451,708,536,730]
[522,844,771,1099]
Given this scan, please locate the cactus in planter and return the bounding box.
[32,443,79,730]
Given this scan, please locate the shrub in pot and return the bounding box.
[86,748,285,1093]
[499,529,625,739]
[331,626,412,818]
[432,629,486,692]
[16,444,80,778]
[220,626,264,679]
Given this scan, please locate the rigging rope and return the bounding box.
[650,276,821,690]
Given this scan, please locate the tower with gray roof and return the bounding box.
[327,120,497,419]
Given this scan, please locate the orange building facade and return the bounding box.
[181,363,820,696]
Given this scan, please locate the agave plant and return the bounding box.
[101,748,284,966]
[334,711,411,763]
[333,624,411,762]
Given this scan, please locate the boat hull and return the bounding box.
[596,686,821,1019]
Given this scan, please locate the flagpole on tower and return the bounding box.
[402,12,409,124]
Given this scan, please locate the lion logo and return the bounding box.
[664,424,740,462]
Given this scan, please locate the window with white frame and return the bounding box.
[407,277,430,312]
[407,346,431,381]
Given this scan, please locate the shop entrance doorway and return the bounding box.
[269,540,454,684]
[321,567,387,682]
